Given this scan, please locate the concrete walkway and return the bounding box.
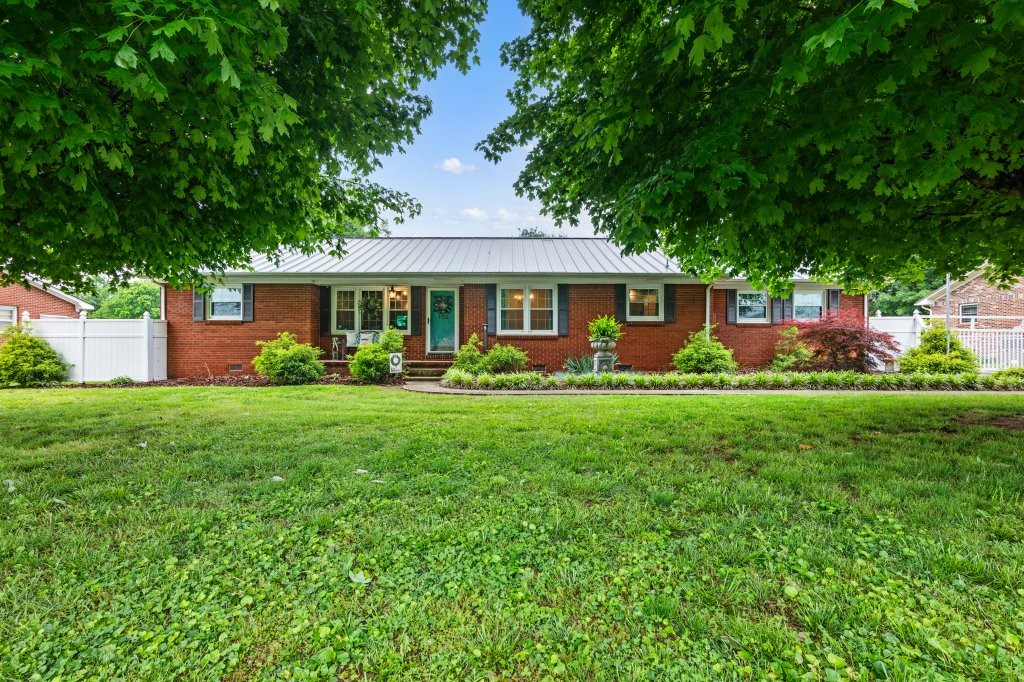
[402,382,1009,397]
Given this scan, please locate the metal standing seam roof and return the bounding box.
[238,238,685,276]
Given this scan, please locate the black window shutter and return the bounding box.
[664,284,676,323]
[410,286,424,337]
[615,284,627,320]
[485,284,497,336]
[726,289,737,324]
[242,284,254,322]
[319,286,331,336]
[782,295,794,320]
[828,289,841,314]
[771,297,783,324]
[557,284,569,336]
[192,288,205,321]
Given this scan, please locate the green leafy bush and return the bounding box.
[253,331,325,384]
[900,323,979,375]
[992,367,1024,380]
[672,325,738,374]
[452,333,485,374]
[482,343,529,374]
[348,328,405,384]
[769,326,814,372]
[0,325,69,387]
[108,375,135,386]
[587,315,623,340]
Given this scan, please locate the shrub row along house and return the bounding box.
[162,238,866,377]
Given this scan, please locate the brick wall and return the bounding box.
[710,290,866,367]
[165,283,866,376]
[0,284,81,319]
[460,284,707,372]
[165,285,319,377]
[927,277,1024,329]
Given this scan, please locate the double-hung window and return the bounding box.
[0,305,16,331]
[960,304,979,325]
[793,291,824,320]
[333,286,410,334]
[208,286,243,320]
[737,292,769,323]
[627,286,662,321]
[499,285,555,334]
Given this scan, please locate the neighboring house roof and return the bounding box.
[238,238,685,277]
[915,271,982,307]
[24,278,95,311]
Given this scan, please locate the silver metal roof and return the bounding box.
[239,238,684,276]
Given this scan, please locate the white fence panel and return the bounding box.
[26,313,168,382]
[868,315,921,354]
[959,329,1024,372]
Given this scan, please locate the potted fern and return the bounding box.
[588,315,623,351]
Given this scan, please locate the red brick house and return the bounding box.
[0,279,94,331]
[917,272,1024,329]
[162,238,866,377]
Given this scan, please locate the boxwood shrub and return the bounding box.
[0,325,69,387]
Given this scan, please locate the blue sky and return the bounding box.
[371,3,593,238]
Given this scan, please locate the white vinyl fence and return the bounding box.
[25,312,167,382]
[868,312,1024,372]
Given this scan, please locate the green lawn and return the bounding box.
[2,388,1023,681]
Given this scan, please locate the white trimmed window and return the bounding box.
[628,286,662,321]
[332,286,410,334]
[499,285,556,334]
[737,292,769,323]
[0,305,16,330]
[960,303,979,325]
[794,291,825,320]
[208,286,242,320]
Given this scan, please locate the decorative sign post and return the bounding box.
[389,352,403,374]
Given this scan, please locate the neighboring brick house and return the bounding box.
[917,272,1024,329]
[162,238,866,377]
[0,279,94,331]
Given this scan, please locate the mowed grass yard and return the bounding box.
[1,388,1023,681]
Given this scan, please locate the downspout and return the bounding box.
[945,273,951,354]
[705,284,713,338]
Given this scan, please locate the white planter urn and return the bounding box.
[590,338,617,352]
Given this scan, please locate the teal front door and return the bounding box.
[427,289,457,353]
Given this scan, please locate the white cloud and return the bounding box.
[437,157,477,175]
[461,207,488,221]
[496,208,517,222]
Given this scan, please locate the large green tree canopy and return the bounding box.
[1,0,484,289]
[480,0,1024,292]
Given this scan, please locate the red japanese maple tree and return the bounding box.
[791,312,900,372]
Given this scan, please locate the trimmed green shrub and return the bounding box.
[348,328,405,383]
[482,343,529,374]
[900,323,979,375]
[0,325,69,387]
[452,333,485,374]
[108,375,135,386]
[770,326,814,372]
[992,367,1024,380]
[253,331,325,384]
[672,324,738,374]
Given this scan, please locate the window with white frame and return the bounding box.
[332,286,411,333]
[208,286,242,320]
[0,305,16,330]
[628,286,662,321]
[960,303,979,325]
[387,287,410,332]
[794,291,824,320]
[499,285,555,333]
[737,292,769,323]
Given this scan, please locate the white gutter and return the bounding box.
[705,284,713,337]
